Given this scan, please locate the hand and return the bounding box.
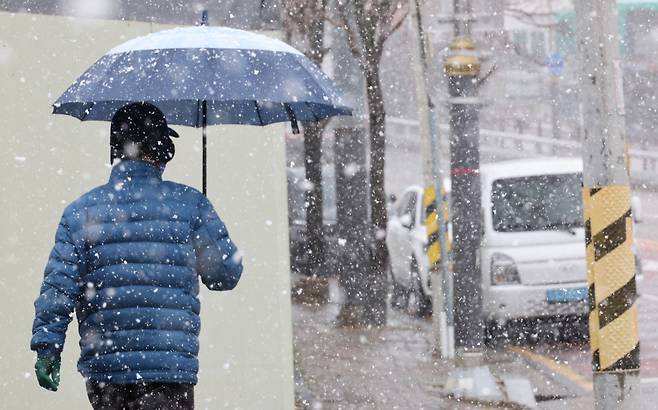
[35,357,60,391]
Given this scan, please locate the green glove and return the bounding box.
[35,357,60,391]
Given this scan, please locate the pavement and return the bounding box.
[292,280,591,409]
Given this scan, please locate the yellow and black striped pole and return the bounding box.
[424,186,451,271]
[583,186,639,372]
[582,189,600,372]
[575,0,640,407]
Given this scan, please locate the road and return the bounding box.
[510,188,658,405]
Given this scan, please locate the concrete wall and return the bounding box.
[0,11,294,409]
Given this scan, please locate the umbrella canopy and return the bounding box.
[53,25,352,194]
[54,26,351,126]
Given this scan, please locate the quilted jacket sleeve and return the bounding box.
[30,212,83,360]
[192,195,243,291]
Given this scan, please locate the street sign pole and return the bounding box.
[575,1,640,408]
[440,2,536,405]
[445,0,484,360]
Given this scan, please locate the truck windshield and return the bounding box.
[491,173,583,233]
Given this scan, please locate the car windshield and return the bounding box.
[491,173,583,233]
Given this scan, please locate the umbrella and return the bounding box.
[53,19,352,194]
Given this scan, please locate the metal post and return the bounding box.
[200,10,208,197]
[411,0,454,359]
[445,0,483,358]
[440,4,516,404]
[575,0,640,408]
[202,100,207,196]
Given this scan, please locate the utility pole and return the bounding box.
[444,0,484,359]
[441,3,535,405]
[575,1,640,408]
[410,0,454,359]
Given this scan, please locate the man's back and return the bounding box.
[31,159,243,385]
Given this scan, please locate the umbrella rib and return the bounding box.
[254,101,263,126]
[291,56,338,112]
[83,53,125,120]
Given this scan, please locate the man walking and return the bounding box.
[30,102,243,409]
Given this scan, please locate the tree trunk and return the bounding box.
[302,120,326,275]
[364,64,388,326]
[335,127,373,327]
[297,1,327,278]
[281,0,327,277]
[335,62,389,328]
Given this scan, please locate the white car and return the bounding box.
[387,184,434,316]
[387,158,642,337]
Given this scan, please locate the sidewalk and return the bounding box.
[292,279,592,409]
[292,294,472,409]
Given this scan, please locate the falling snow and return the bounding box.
[1,0,657,408]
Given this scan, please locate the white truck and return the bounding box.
[386,157,642,340]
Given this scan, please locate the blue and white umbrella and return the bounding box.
[53,24,352,193]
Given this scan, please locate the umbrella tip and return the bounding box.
[200,10,208,26]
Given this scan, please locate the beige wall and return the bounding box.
[0,11,294,409]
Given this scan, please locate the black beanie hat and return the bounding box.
[110,102,179,164]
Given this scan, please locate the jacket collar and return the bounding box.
[109,160,164,182]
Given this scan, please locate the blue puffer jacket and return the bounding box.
[31,160,243,385]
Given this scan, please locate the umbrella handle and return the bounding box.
[201,10,208,197]
[202,100,207,196]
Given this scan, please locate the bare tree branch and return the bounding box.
[498,31,546,67]
[503,0,570,34]
[505,8,560,29]
[376,0,393,33]
[504,0,551,15]
[325,14,343,29]
[377,2,409,51]
[281,0,310,40]
[334,0,364,63]
[476,63,498,88]
[353,0,379,64]
[281,0,331,63]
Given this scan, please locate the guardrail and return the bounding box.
[387,117,658,187]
